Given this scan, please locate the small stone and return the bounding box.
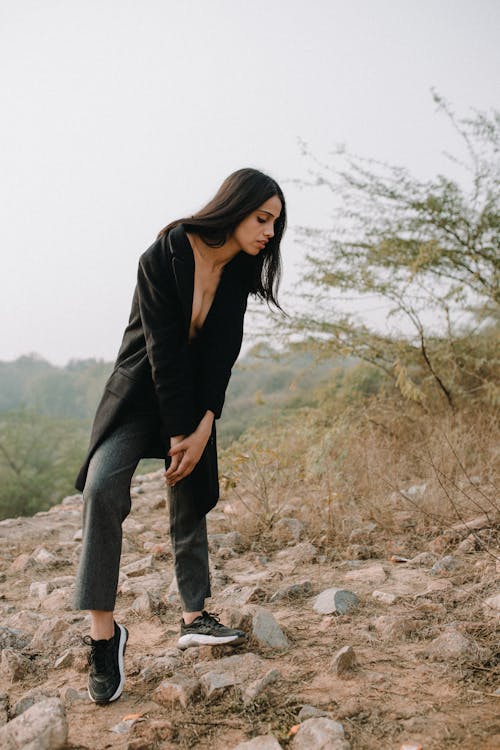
[313,587,360,615]
[122,555,155,577]
[456,534,478,554]
[59,686,87,706]
[233,736,283,750]
[372,615,420,640]
[166,576,180,604]
[9,553,35,573]
[297,705,329,721]
[372,590,398,605]
[122,517,146,534]
[276,542,317,565]
[331,645,356,675]
[154,674,199,708]
[73,528,83,541]
[139,653,183,683]
[408,552,437,567]
[483,593,500,620]
[400,744,423,750]
[30,617,70,650]
[32,547,58,566]
[0,626,31,650]
[243,668,281,703]
[218,584,268,606]
[131,590,164,616]
[30,581,55,599]
[426,627,487,661]
[200,670,236,698]
[208,531,244,552]
[430,555,457,576]
[41,588,71,611]
[291,717,350,749]
[248,607,289,650]
[270,581,313,603]
[345,564,386,585]
[1,648,31,681]
[14,689,58,716]
[0,697,67,749]
[54,649,74,668]
[273,517,304,543]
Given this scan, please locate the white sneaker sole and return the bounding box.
[88,623,128,704]
[177,632,245,650]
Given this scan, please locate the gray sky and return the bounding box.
[1,0,498,365]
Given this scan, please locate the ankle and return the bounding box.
[90,611,115,640]
[183,611,203,625]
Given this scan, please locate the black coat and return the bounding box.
[75,223,250,517]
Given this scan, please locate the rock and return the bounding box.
[121,555,155,577]
[131,590,164,616]
[0,626,31,650]
[455,534,478,554]
[372,590,398,605]
[72,528,83,541]
[243,668,281,703]
[30,617,70,650]
[430,555,457,576]
[154,674,200,708]
[273,517,304,543]
[139,652,183,682]
[426,627,489,661]
[13,688,58,717]
[291,717,350,749]
[59,686,87,706]
[372,615,421,640]
[122,517,146,534]
[1,648,31,681]
[194,653,264,695]
[401,483,427,498]
[400,743,423,750]
[233,736,283,749]
[313,588,360,615]
[32,547,58,566]
[9,553,35,573]
[54,649,74,668]
[41,588,71,611]
[269,581,313,603]
[297,705,329,721]
[5,611,43,633]
[208,531,244,552]
[408,551,437,567]
[247,607,289,650]
[451,512,498,533]
[217,584,268,607]
[331,645,356,675]
[428,532,458,554]
[61,493,83,506]
[0,697,67,749]
[345,564,386,585]
[29,581,55,599]
[483,593,500,620]
[276,542,317,565]
[166,576,180,604]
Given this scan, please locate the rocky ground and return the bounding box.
[0,469,498,750]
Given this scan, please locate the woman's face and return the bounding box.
[232,195,282,256]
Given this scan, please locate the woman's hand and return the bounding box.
[164,413,214,486]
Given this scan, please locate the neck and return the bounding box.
[189,233,241,272]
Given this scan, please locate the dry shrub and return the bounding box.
[219,388,499,556]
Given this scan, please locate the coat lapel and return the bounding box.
[168,224,194,336]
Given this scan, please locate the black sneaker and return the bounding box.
[83,621,128,704]
[177,611,246,649]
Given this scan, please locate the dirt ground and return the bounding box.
[0,469,498,749]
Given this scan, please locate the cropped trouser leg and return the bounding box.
[73,407,211,613]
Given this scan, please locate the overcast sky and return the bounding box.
[1,0,498,366]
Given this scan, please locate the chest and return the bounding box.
[189,262,222,341]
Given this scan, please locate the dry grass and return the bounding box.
[219,393,499,558]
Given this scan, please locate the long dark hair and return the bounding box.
[157,168,286,310]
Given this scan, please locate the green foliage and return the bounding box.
[0,409,87,520]
[284,91,500,412]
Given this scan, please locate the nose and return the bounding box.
[264,226,274,239]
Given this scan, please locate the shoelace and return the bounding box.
[82,635,113,673]
[199,611,225,629]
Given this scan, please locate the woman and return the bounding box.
[73,167,286,705]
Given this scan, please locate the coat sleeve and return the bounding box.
[136,244,196,439]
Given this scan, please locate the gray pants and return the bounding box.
[73,404,211,613]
